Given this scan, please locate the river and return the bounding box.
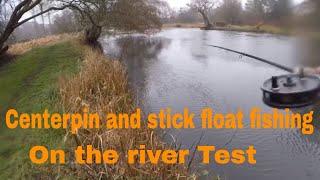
[101,28,320,180]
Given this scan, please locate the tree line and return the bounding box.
[1,0,319,57]
[0,0,165,57]
[170,0,317,29]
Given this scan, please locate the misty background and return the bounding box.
[1,0,319,43]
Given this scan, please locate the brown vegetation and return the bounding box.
[215,22,227,27]
[163,23,205,29]
[8,33,77,55]
[58,39,191,179]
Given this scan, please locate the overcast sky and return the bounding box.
[166,0,305,10]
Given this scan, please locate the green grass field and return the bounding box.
[0,42,81,179]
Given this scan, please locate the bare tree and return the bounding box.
[39,2,46,34]
[174,8,201,24]
[0,0,162,57]
[52,10,78,34]
[220,0,242,24]
[188,0,218,28]
[68,0,162,44]
[0,0,72,57]
[263,0,292,22]
[0,0,6,35]
[305,0,320,28]
[245,0,265,24]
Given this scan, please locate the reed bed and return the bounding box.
[59,40,191,179]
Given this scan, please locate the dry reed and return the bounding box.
[59,40,191,179]
[8,33,78,55]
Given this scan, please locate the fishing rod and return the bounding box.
[206,44,294,73]
[206,44,320,108]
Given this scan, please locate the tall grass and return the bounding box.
[59,40,191,179]
[8,34,78,55]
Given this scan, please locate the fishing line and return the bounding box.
[206,44,294,73]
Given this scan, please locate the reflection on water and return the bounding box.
[101,29,320,180]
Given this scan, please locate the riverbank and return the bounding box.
[163,23,291,35]
[163,23,205,29]
[0,35,189,179]
[0,37,81,179]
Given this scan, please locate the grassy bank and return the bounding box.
[164,23,292,35]
[0,40,81,179]
[163,23,205,29]
[0,36,190,179]
[222,24,291,35]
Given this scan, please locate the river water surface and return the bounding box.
[101,28,320,180]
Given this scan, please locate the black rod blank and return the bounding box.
[206,44,294,73]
